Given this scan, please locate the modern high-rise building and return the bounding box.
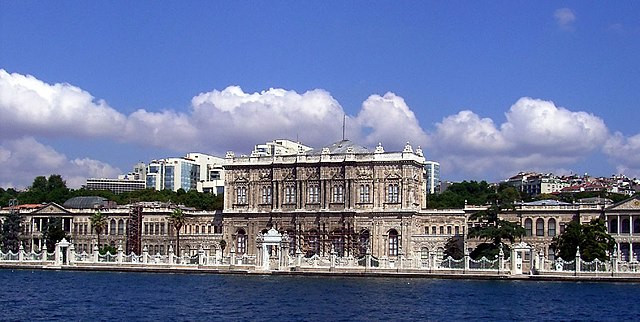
[146,153,225,194]
[250,139,313,157]
[424,161,441,194]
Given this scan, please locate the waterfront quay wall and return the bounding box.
[2,241,640,282]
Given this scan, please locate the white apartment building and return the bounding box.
[146,153,225,194]
[424,161,441,194]
[250,139,313,157]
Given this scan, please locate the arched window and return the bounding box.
[117,219,125,235]
[536,219,544,236]
[196,225,200,234]
[436,247,444,259]
[524,219,532,236]
[359,230,370,256]
[610,218,618,233]
[387,184,399,203]
[548,218,556,237]
[622,218,630,234]
[109,219,116,235]
[420,247,429,259]
[236,229,247,254]
[388,229,399,256]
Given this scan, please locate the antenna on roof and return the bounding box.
[342,114,346,141]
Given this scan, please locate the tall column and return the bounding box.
[630,243,634,262]
[630,215,634,235]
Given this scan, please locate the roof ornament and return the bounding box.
[374,142,384,154]
[403,142,413,153]
[225,151,235,158]
[322,147,330,154]
[415,145,423,157]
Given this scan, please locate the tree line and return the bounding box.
[0,175,223,211]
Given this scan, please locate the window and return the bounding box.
[196,225,200,234]
[160,223,165,235]
[447,226,452,235]
[388,229,399,256]
[548,247,556,261]
[236,229,247,254]
[144,223,149,235]
[332,185,344,203]
[118,219,125,235]
[214,224,222,234]
[208,225,212,234]
[609,218,618,233]
[524,219,532,236]
[359,184,370,203]
[387,184,399,203]
[308,185,319,203]
[332,235,345,257]
[548,218,556,237]
[536,219,544,236]
[109,219,116,235]
[359,230,370,256]
[622,218,630,234]
[560,223,566,234]
[74,223,78,235]
[455,226,460,236]
[261,186,272,204]
[421,247,429,260]
[439,226,444,235]
[285,185,296,204]
[432,226,437,235]
[236,186,247,204]
[634,219,640,235]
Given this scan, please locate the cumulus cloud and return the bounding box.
[429,97,609,179]
[0,70,429,156]
[554,8,576,30]
[0,137,121,189]
[603,132,640,177]
[354,92,429,149]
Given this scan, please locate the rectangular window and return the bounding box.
[144,223,149,235]
[439,226,444,235]
[359,184,370,203]
[333,185,344,203]
[262,186,272,204]
[432,226,437,235]
[447,226,452,235]
[388,184,399,203]
[160,223,165,235]
[308,185,319,203]
[285,186,296,204]
[237,187,247,204]
[455,226,460,236]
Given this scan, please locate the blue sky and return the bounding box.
[1,2,639,188]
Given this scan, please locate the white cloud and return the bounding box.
[354,92,429,149]
[0,137,121,189]
[554,8,576,30]
[603,132,640,177]
[429,97,609,179]
[0,70,127,138]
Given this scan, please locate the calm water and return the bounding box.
[0,269,639,321]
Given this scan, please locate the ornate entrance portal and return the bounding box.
[256,228,290,271]
[511,242,532,275]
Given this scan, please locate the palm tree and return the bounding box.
[90,211,108,250]
[169,208,186,257]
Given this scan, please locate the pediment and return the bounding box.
[608,196,640,211]
[32,202,70,214]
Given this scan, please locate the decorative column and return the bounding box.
[365,244,372,270]
[296,247,302,269]
[93,245,99,263]
[198,245,205,266]
[575,246,581,275]
[463,247,469,273]
[18,243,24,262]
[498,245,504,275]
[230,246,236,268]
[398,246,404,270]
[330,244,336,271]
[42,245,48,264]
[68,244,75,266]
[538,250,545,272]
[142,246,149,264]
[168,245,175,265]
[116,244,123,264]
[612,244,618,274]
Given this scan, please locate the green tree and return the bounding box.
[169,208,187,256]
[551,218,615,261]
[468,204,525,259]
[443,236,464,259]
[42,217,70,251]
[90,211,108,248]
[1,199,23,252]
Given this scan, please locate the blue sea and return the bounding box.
[0,269,638,321]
